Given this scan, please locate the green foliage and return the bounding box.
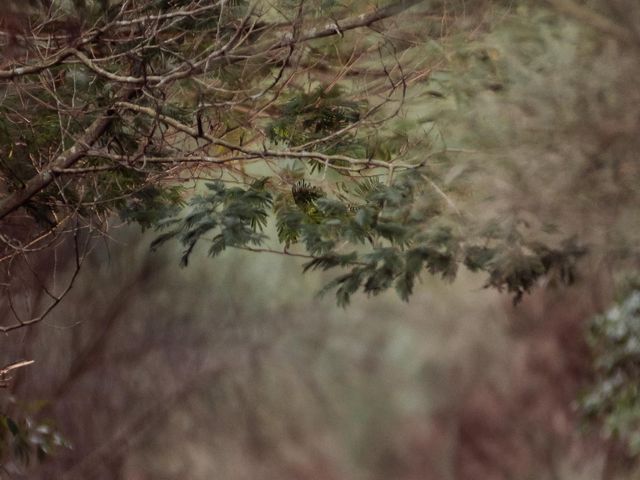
[463,221,586,303]
[5,0,625,473]
[267,86,367,171]
[118,184,185,230]
[152,179,272,266]
[0,412,68,468]
[154,167,583,306]
[268,86,362,147]
[582,285,640,453]
[291,180,326,216]
[0,0,590,308]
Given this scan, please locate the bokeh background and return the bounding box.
[2,0,640,478]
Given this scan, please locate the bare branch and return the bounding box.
[0,88,137,220]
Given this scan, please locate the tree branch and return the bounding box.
[289,0,424,45]
[0,88,136,221]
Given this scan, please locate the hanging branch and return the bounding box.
[0,360,35,387]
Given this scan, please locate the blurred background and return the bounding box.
[3,225,617,480]
[2,0,640,479]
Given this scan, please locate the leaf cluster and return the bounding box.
[151,179,272,266]
[582,287,640,453]
[154,169,583,306]
[0,412,67,468]
[267,86,367,170]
